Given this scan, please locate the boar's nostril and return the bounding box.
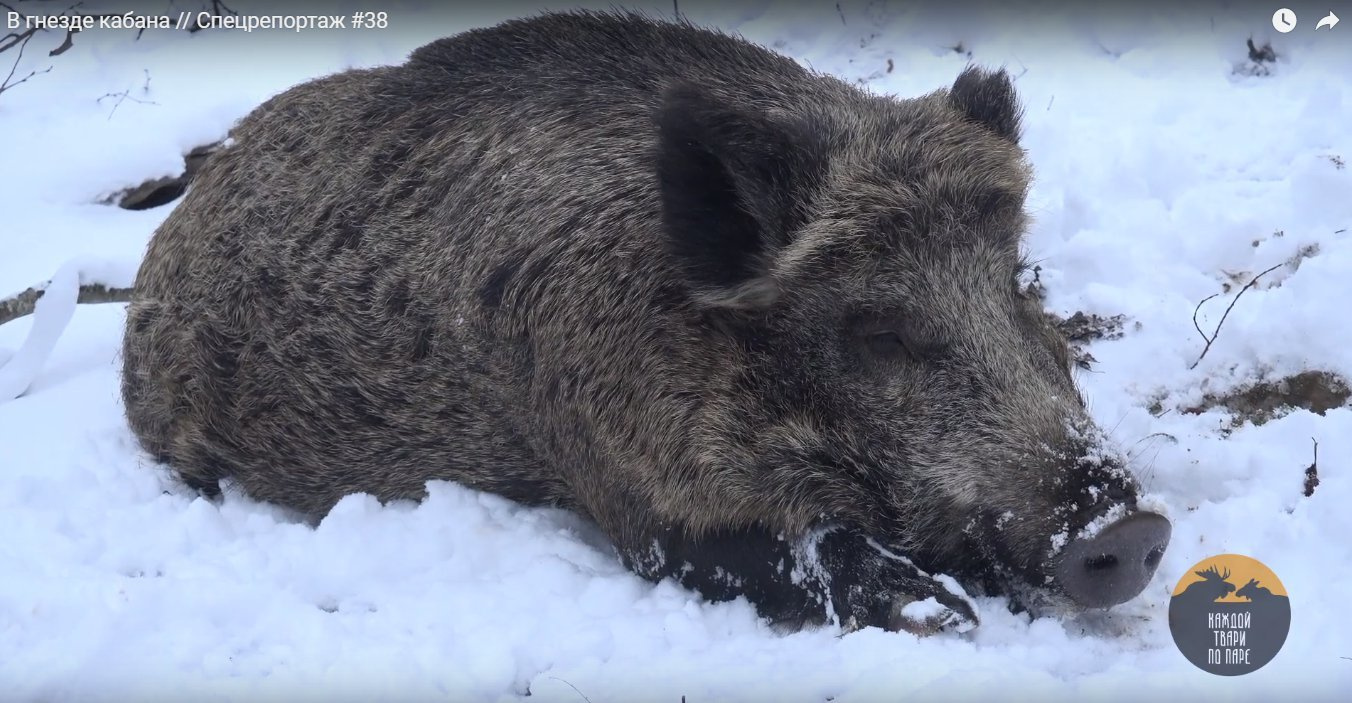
[1055,512,1172,609]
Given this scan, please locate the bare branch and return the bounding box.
[546,677,593,703]
[0,1,102,96]
[0,63,50,95]
[1190,292,1221,343]
[0,282,133,328]
[1189,262,1283,370]
[1126,431,1177,459]
[49,8,113,56]
[97,83,158,119]
[1303,437,1319,498]
[0,26,39,54]
[0,27,47,96]
[47,26,76,57]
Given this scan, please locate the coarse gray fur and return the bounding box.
[121,10,1157,633]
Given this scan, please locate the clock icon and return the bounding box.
[1272,8,1297,33]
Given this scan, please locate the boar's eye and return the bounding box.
[864,331,916,361]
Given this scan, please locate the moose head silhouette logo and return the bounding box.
[1169,554,1290,676]
[1176,565,1236,603]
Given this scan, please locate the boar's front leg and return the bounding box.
[618,523,979,635]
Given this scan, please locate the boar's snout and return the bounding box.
[1054,511,1171,608]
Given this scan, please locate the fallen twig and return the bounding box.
[1189,262,1283,370]
[0,24,50,97]
[0,281,133,327]
[1190,293,1221,345]
[1304,437,1319,497]
[97,70,158,119]
[1126,431,1177,458]
[547,677,593,703]
[0,1,109,97]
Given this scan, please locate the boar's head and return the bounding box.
[657,66,1169,612]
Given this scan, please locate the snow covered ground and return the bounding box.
[2,0,1350,700]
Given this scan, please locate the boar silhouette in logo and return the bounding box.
[1231,576,1290,658]
[1236,578,1278,602]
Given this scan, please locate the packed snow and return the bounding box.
[2,1,1349,700]
[0,256,134,401]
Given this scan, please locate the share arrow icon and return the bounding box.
[1316,11,1339,29]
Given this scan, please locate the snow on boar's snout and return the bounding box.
[120,11,1169,635]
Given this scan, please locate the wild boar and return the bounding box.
[121,10,1170,634]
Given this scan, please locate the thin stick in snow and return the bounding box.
[546,677,593,703]
[1189,262,1283,370]
[1303,437,1319,498]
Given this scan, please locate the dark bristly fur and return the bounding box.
[121,11,1157,634]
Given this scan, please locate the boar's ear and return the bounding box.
[949,66,1022,142]
[656,82,827,311]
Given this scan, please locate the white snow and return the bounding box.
[0,256,135,401]
[0,260,81,402]
[1076,503,1130,542]
[900,597,949,623]
[2,1,1350,700]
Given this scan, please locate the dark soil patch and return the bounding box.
[1049,311,1129,370]
[1182,371,1351,428]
